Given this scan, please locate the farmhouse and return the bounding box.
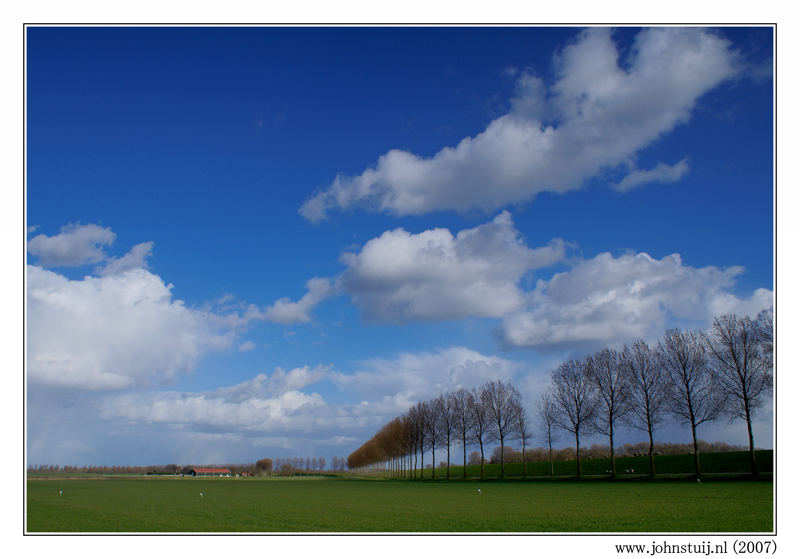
[189,468,232,477]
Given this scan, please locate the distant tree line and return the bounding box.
[347,310,773,479]
[28,456,351,476]
[271,456,328,475]
[27,464,166,475]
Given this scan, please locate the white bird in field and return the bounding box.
[697,478,701,484]
[477,489,481,494]
[200,492,205,497]
[58,490,62,496]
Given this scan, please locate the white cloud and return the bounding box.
[339,211,566,322]
[614,158,690,192]
[95,348,520,446]
[27,265,234,390]
[214,365,331,401]
[103,389,328,432]
[330,346,520,402]
[97,242,154,276]
[265,365,330,393]
[97,365,389,439]
[140,279,335,330]
[197,279,334,328]
[263,277,334,324]
[500,251,773,351]
[300,28,737,221]
[27,223,116,267]
[238,340,256,352]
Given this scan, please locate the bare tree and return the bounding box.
[588,348,629,479]
[406,404,426,478]
[398,414,416,478]
[468,387,490,478]
[621,340,668,476]
[449,387,474,479]
[536,391,559,477]
[434,394,457,478]
[421,400,441,479]
[705,314,773,476]
[660,328,725,478]
[513,400,531,479]
[550,358,597,478]
[482,380,522,478]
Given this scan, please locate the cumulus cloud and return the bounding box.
[136,278,337,330]
[499,251,773,351]
[330,346,520,403]
[98,364,398,438]
[30,364,383,464]
[263,277,335,324]
[27,265,235,390]
[97,241,154,276]
[26,222,155,277]
[614,158,690,192]
[214,365,331,401]
[300,27,737,221]
[103,388,328,433]
[24,224,314,392]
[27,223,116,267]
[339,211,567,322]
[101,351,494,449]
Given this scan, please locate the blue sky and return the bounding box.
[25,26,774,467]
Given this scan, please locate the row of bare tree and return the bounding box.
[540,310,773,478]
[27,464,174,475]
[254,456,347,475]
[271,456,327,474]
[27,463,258,475]
[347,379,527,479]
[347,310,773,479]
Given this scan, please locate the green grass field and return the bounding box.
[26,476,773,533]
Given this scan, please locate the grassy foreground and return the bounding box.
[27,476,773,533]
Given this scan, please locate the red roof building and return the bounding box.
[189,468,232,477]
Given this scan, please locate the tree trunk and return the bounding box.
[446,437,451,479]
[479,441,485,479]
[691,421,701,478]
[575,431,582,478]
[500,435,505,478]
[522,438,528,479]
[648,423,656,477]
[463,437,467,479]
[609,424,616,479]
[745,404,758,477]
